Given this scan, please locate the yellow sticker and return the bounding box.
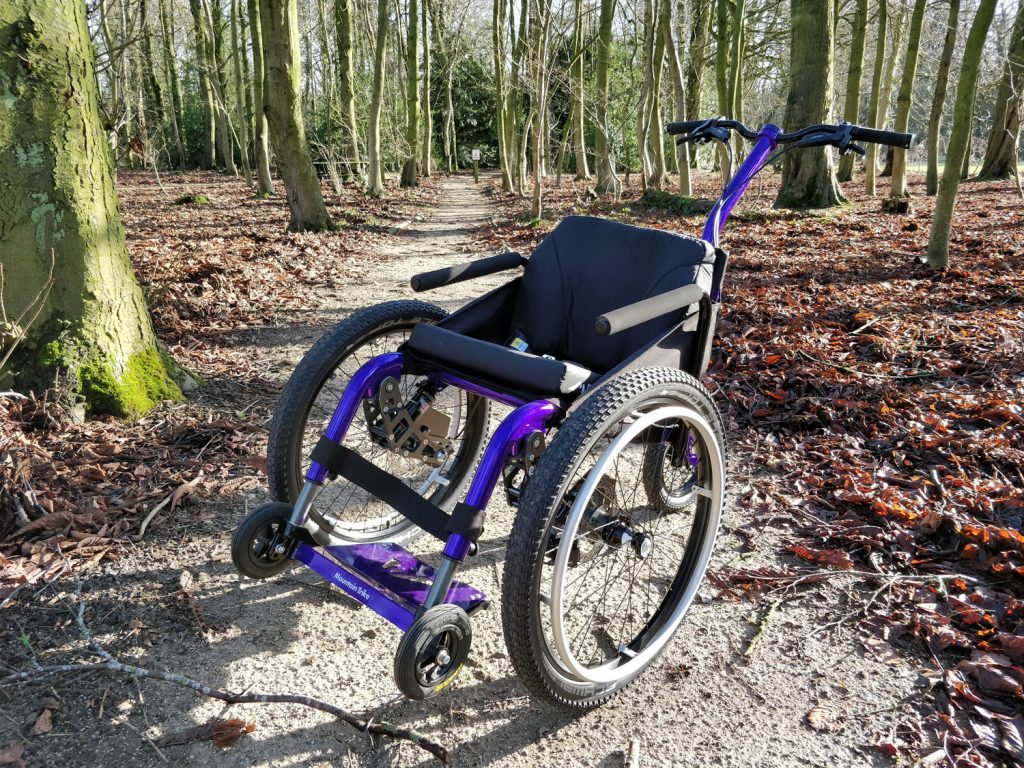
[433,664,463,692]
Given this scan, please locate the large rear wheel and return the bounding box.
[502,368,726,708]
[267,301,489,545]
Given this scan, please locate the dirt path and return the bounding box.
[4,175,919,768]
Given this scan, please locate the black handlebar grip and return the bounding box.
[595,284,705,336]
[411,251,525,292]
[666,120,707,136]
[849,126,915,149]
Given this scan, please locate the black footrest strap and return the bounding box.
[310,438,484,545]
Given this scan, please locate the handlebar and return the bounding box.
[666,118,915,151]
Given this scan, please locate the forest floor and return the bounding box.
[1,169,1022,768]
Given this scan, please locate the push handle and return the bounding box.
[595,284,706,336]
[848,125,916,149]
[411,251,526,292]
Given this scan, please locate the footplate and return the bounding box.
[292,541,487,631]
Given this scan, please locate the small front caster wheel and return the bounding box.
[394,604,472,700]
[232,502,293,579]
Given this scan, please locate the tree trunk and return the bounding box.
[636,0,655,189]
[571,0,590,179]
[714,0,730,181]
[876,3,908,180]
[335,0,361,181]
[685,0,711,169]
[888,0,926,199]
[927,0,998,267]
[366,0,389,196]
[157,0,186,168]
[594,0,621,197]
[925,0,960,195]
[664,0,690,193]
[421,0,432,177]
[258,0,333,230]
[727,0,745,160]
[493,0,512,189]
[139,0,164,144]
[528,0,550,219]
[189,0,217,168]
[977,0,1024,179]
[207,0,238,175]
[837,0,868,182]
[775,0,846,209]
[231,0,253,184]
[400,0,420,187]
[647,0,669,189]
[0,0,183,416]
[247,0,274,194]
[865,0,888,195]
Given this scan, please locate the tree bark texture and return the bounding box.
[927,0,999,267]
[926,0,960,195]
[0,0,182,416]
[978,0,1024,179]
[888,0,926,198]
[258,0,333,230]
[775,0,846,209]
[837,0,868,182]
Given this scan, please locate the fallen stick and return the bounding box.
[2,661,449,763]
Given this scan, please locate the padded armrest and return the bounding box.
[411,251,526,292]
[595,283,706,336]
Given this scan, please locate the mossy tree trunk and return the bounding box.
[400,0,420,187]
[139,0,164,150]
[864,0,888,195]
[775,0,846,209]
[875,4,908,181]
[188,0,217,168]
[926,0,998,268]
[247,0,275,195]
[335,0,361,182]
[258,0,333,230]
[571,0,590,180]
[977,0,1024,180]
[594,0,621,197]
[888,0,926,199]
[926,0,960,195]
[366,0,389,196]
[837,0,868,182]
[0,0,182,417]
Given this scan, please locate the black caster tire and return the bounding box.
[232,502,293,579]
[394,604,472,700]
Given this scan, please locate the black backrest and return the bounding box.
[511,216,715,372]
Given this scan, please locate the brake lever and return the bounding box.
[842,142,866,157]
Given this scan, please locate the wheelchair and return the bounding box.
[232,119,914,707]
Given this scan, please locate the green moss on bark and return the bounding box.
[78,348,183,418]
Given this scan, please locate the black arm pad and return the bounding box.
[411,251,526,292]
[595,283,706,336]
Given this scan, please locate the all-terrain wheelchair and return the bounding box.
[232,119,914,706]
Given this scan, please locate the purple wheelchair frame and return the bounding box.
[285,124,784,633]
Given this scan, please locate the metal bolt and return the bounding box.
[435,649,451,666]
[384,381,395,392]
[274,544,286,555]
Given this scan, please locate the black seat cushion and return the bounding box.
[510,216,715,373]
[403,324,595,401]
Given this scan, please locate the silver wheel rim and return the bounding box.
[548,405,724,685]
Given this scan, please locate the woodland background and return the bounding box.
[0,0,1023,765]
